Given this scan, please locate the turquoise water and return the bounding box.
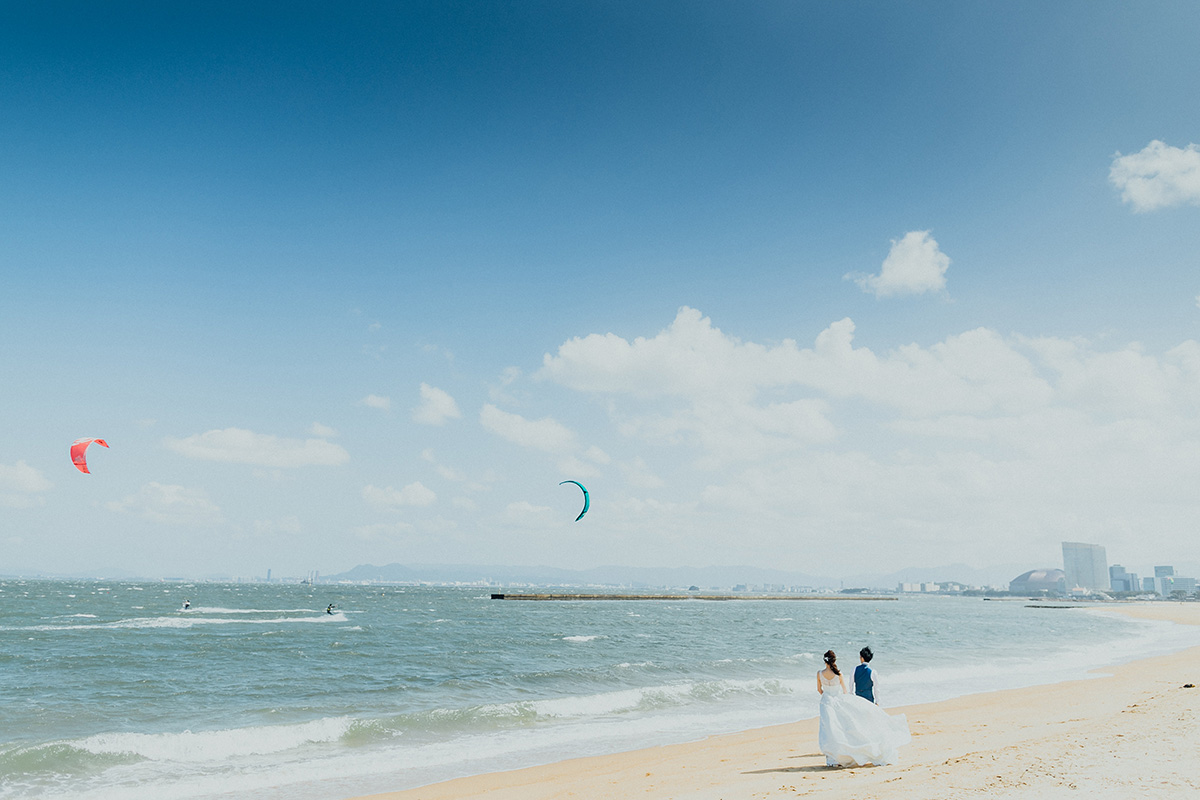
[2,581,1198,799]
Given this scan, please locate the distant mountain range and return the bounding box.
[324,561,1038,590]
[11,560,1196,588]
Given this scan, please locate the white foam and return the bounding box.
[7,613,349,632]
[561,635,599,643]
[186,607,320,614]
[77,717,354,763]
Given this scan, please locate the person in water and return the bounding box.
[182,600,191,610]
[854,646,876,704]
[326,604,336,614]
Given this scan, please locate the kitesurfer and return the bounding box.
[326,604,336,615]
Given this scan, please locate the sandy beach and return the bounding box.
[354,603,1200,800]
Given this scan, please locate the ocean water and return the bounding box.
[3,581,1199,800]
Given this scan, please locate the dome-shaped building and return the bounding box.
[1009,569,1066,595]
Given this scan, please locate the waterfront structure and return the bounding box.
[1009,569,1066,595]
[1062,542,1108,591]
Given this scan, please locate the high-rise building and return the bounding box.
[1062,541,1108,591]
[1153,566,1176,596]
[1108,564,1138,593]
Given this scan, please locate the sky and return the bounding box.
[2,1,1200,580]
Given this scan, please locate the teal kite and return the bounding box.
[559,480,589,522]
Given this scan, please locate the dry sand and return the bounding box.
[353,603,1200,800]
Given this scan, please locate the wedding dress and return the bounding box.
[817,670,910,766]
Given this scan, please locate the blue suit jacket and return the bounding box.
[853,663,874,702]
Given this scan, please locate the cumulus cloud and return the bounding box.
[105,482,222,526]
[536,304,1194,475]
[362,394,391,410]
[308,422,337,438]
[850,230,950,297]
[540,308,837,463]
[362,482,437,510]
[0,461,53,508]
[543,307,1051,421]
[412,383,462,425]
[1110,140,1200,212]
[480,404,577,453]
[539,306,1200,568]
[164,428,350,467]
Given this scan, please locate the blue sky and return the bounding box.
[3,2,1200,580]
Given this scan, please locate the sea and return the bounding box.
[3,580,1200,800]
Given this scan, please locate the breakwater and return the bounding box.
[490,593,897,601]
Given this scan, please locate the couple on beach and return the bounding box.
[817,647,911,767]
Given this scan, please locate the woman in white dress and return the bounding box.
[817,650,910,767]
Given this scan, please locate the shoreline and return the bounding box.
[350,603,1200,800]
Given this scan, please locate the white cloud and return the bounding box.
[420,449,466,481]
[851,230,950,297]
[362,394,391,410]
[543,308,1052,422]
[540,308,838,463]
[412,383,461,425]
[164,428,350,467]
[583,446,611,465]
[1110,140,1200,212]
[488,366,523,403]
[362,482,437,510]
[105,482,222,526]
[556,455,603,478]
[506,500,551,515]
[622,457,665,489]
[0,461,53,508]
[480,404,577,453]
[541,307,1200,569]
[435,465,464,481]
[308,422,337,438]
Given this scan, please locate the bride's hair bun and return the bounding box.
[823,649,840,675]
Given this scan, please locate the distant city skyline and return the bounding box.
[3,4,1200,578]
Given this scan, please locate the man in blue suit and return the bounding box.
[853,646,877,704]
